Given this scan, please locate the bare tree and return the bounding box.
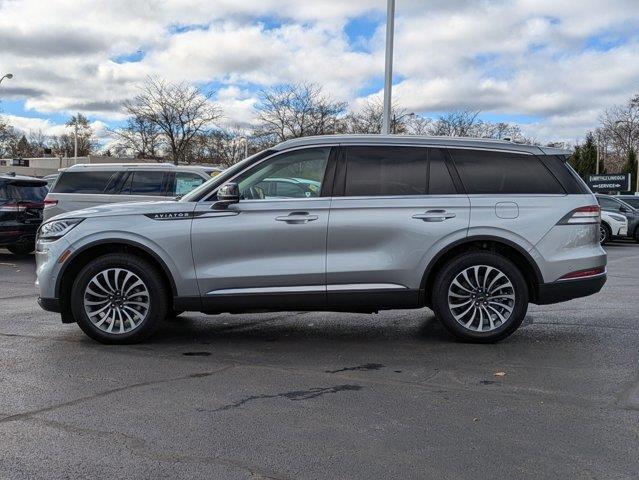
[123,77,222,165]
[110,116,162,160]
[0,117,19,157]
[49,114,97,157]
[254,83,347,143]
[343,97,410,134]
[27,129,51,156]
[428,110,481,137]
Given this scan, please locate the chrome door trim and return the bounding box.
[207,285,325,296]
[206,283,407,296]
[327,283,407,291]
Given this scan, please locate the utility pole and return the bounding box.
[382,0,395,135]
[74,113,79,160]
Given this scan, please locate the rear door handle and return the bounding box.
[412,210,456,222]
[275,212,319,224]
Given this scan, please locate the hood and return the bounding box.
[49,200,196,221]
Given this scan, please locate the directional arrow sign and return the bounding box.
[588,174,631,192]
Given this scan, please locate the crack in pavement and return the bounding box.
[0,364,237,424]
[325,363,385,373]
[203,384,363,413]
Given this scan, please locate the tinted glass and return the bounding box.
[235,148,329,200]
[344,146,427,196]
[52,171,116,194]
[174,172,206,196]
[428,148,456,194]
[0,181,47,202]
[598,197,622,211]
[450,149,564,194]
[619,197,639,209]
[129,171,166,196]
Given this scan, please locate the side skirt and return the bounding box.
[176,289,423,315]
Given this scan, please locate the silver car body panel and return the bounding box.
[35,135,606,317]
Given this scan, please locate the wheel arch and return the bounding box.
[56,239,178,315]
[420,235,543,306]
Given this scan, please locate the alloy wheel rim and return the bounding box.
[83,268,150,334]
[447,265,515,332]
[599,225,607,244]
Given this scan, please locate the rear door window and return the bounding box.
[127,171,167,196]
[428,148,457,195]
[449,149,564,194]
[343,146,428,197]
[52,171,117,194]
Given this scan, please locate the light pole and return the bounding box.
[238,136,249,159]
[0,73,13,85]
[74,113,79,160]
[382,0,395,135]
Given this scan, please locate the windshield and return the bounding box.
[180,149,275,202]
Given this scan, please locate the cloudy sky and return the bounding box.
[0,0,638,144]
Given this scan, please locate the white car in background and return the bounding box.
[600,210,628,244]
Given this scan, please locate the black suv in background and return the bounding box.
[597,194,639,242]
[0,173,48,254]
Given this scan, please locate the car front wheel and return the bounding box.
[70,253,168,344]
[431,252,529,343]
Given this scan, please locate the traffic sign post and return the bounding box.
[587,173,632,193]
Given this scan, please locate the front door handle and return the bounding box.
[412,210,456,222]
[275,212,319,224]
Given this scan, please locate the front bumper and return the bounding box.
[534,273,606,305]
[38,297,61,313]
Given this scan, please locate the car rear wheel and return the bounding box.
[600,223,611,245]
[70,253,168,344]
[7,243,34,255]
[431,252,529,343]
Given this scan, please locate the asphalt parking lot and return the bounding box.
[1,243,638,479]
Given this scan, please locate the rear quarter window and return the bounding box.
[52,171,117,194]
[449,149,565,195]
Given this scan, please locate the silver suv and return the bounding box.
[43,163,212,221]
[36,135,606,344]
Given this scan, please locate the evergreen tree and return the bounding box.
[569,145,585,178]
[581,131,597,175]
[623,148,637,188]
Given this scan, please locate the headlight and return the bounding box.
[38,218,84,240]
[609,213,626,222]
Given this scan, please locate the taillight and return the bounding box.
[43,197,58,209]
[559,267,605,280]
[0,202,26,212]
[557,205,600,225]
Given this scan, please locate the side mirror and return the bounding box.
[619,205,629,213]
[212,182,240,210]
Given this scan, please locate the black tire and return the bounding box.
[634,228,639,243]
[431,252,529,343]
[70,253,168,344]
[600,223,611,245]
[7,243,34,255]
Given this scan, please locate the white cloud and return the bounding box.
[0,0,638,142]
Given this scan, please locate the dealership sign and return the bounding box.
[588,174,632,192]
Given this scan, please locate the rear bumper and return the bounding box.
[534,274,606,305]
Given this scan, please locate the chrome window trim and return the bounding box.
[200,144,338,203]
